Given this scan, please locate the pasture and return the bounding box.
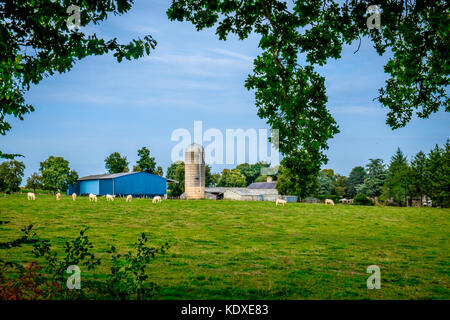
[0,194,449,299]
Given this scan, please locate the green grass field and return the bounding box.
[0,194,449,299]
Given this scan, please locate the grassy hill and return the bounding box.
[0,194,448,299]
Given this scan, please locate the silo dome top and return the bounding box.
[185,143,204,153]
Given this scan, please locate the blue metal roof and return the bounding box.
[78,172,177,183]
[247,181,277,189]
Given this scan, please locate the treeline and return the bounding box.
[0,156,77,194]
[166,141,450,207]
[311,141,449,207]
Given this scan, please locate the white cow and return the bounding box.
[152,196,162,203]
[106,194,114,202]
[56,193,61,200]
[126,195,132,202]
[325,199,335,205]
[276,199,286,206]
[89,193,97,202]
[72,193,77,201]
[27,192,36,200]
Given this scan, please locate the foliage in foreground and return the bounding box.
[0,225,169,300]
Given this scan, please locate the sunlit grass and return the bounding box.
[0,193,448,299]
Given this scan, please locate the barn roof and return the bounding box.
[225,188,278,196]
[247,181,277,189]
[78,172,177,182]
[78,172,134,181]
[205,187,229,194]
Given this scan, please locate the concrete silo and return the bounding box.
[185,143,205,199]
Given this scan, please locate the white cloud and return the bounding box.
[207,48,254,62]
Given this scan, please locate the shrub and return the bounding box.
[353,194,374,206]
[0,226,169,300]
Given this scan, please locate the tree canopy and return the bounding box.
[0,0,156,136]
[347,166,366,197]
[383,148,411,206]
[0,159,25,192]
[136,147,157,174]
[39,156,78,192]
[217,168,247,187]
[105,152,129,174]
[166,161,185,197]
[25,172,43,192]
[357,159,387,198]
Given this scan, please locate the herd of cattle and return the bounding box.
[26,192,339,206]
[26,192,163,203]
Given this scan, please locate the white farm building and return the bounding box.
[204,180,280,201]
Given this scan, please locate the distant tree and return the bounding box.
[236,162,271,185]
[105,152,129,174]
[255,175,270,182]
[333,174,348,198]
[317,171,332,195]
[204,165,216,187]
[208,172,221,187]
[347,166,366,197]
[25,172,43,193]
[424,141,450,207]
[132,165,142,172]
[217,169,246,187]
[383,148,411,206]
[0,160,25,192]
[275,165,297,196]
[235,163,254,185]
[321,169,334,179]
[136,147,156,174]
[409,151,428,203]
[39,156,78,193]
[166,161,185,197]
[357,159,387,199]
[155,166,164,177]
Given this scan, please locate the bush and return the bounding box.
[0,226,169,300]
[317,194,339,204]
[353,194,374,206]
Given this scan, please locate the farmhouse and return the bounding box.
[67,172,176,197]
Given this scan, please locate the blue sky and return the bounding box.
[1,0,449,183]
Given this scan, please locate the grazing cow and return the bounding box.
[126,195,132,202]
[325,199,335,205]
[27,192,36,200]
[276,199,286,206]
[56,193,61,201]
[152,196,162,204]
[106,194,114,202]
[72,193,77,201]
[89,193,97,202]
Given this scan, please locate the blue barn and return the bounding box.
[67,172,173,197]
